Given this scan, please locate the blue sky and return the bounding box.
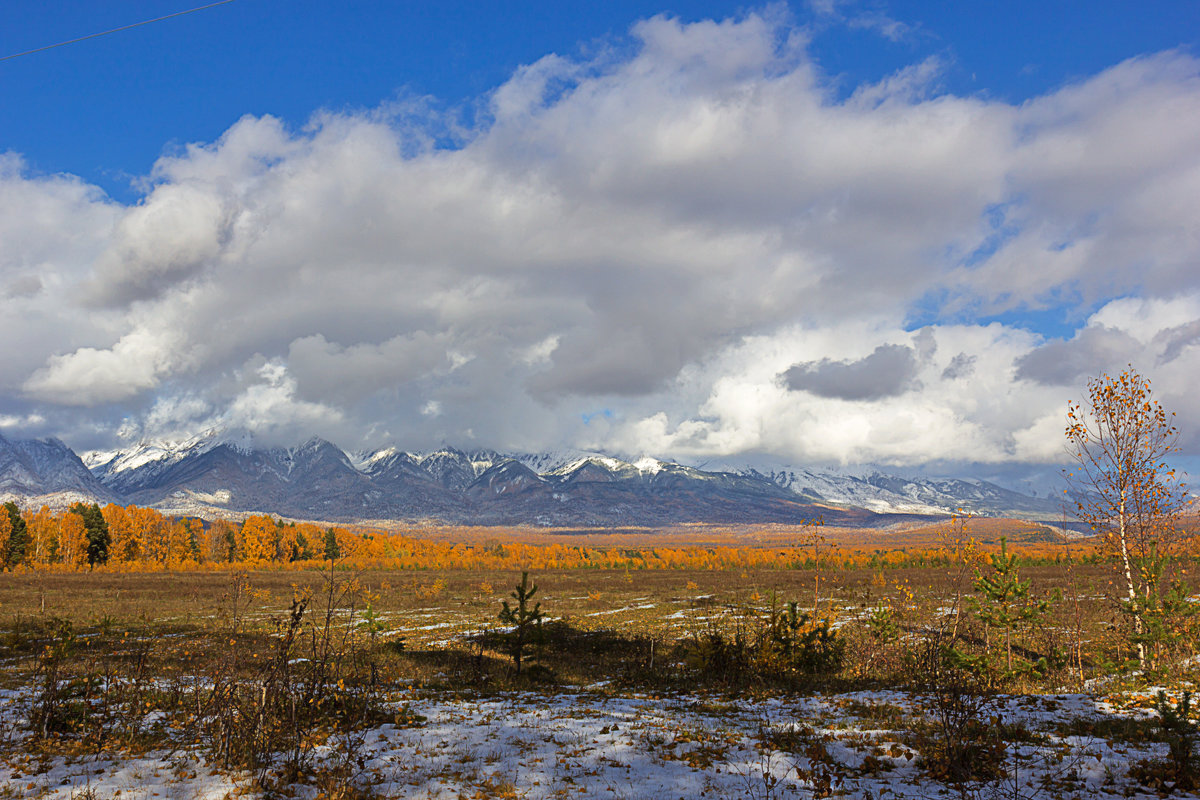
[3,1,1195,200]
[1,1,1199,469]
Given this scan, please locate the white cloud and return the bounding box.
[0,413,45,429]
[602,321,1061,465]
[2,12,1199,466]
[84,183,230,306]
[222,360,344,441]
[1088,294,1200,345]
[23,328,186,405]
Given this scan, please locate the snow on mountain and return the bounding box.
[0,430,1072,524]
[743,465,1065,520]
[416,448,501,491]
[0,434,118,507]
[508,449,594,474]
[549,456,644,483]
[632,457,666,475]
[467,459,546,498]
[526,453,677,482]
[83,428,225,491]
[349,446,404,471]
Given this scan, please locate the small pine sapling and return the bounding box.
[498,571,543,675]
[970,538,1049,679]
[768,599,844,676]
[1133,554,1200,674]
[357,600,400,693]
[867,601,899,644]
[323,527,340,561]
[1153,690,1200,790]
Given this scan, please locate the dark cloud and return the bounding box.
[1156,319,1200,364]
[782,344,919,401]
[287,332,449,405]
[941,352,976,380]
[1015,326,1139,386]
[4,275,42,299]
[913,327,938,361]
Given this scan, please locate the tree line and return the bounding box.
[0,499,1101,573]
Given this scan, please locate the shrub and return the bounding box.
[1129,690,1200,791]
[680,599,843,688]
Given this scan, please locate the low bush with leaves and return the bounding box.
[681,598,844,688]
[1128,690,1200,792]
[915,672,1007,784]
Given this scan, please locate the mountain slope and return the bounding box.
[0,431,1070,526]
[115,438,387,519]
[0,434,119,507]
[746,466,1065,520]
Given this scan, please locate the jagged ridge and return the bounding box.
[1,431,1065,525]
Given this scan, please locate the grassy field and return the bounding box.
[0,560,1117,651]
[0,549,1197,799]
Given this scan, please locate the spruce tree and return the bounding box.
[323,527,340,561]
[972,538,1048,676]
[498,571,543,675]
[71,502,110,567]
[3,502,28,568]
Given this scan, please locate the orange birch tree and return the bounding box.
[56,512,87,568]
[240,515,276,563]
[0,512,10,565]
[1066,367,1189,669]
[102,504,134,563]
[206,519,239,562]
[25,507,57,565]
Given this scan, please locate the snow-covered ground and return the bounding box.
[1,685,1195,799]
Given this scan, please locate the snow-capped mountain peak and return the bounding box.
[632,456,666,475]
[5,430,1072,524]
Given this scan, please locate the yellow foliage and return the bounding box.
[1,500,1104,574]
[56,512,87,568]
[26,507,57,565]
[0,511,10,563]
[240,515,277,564]
[414,578,446,600]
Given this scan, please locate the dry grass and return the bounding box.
[0,557,1129,697]
[0,562,1113,633]
[2,551,1198,799]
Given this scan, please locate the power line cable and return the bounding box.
[0,0,238,63]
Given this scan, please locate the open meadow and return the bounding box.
[1,523,1199,800]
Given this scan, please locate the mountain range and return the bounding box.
[0,430,1069,526]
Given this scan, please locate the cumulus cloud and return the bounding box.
[2,12,1199,465]
[83,183,231,307]
[222,360,344,440]
[1157,320,1200,364]
[596,321,1065,465]
[23,328,187,405]
[1017,294,1200,388]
